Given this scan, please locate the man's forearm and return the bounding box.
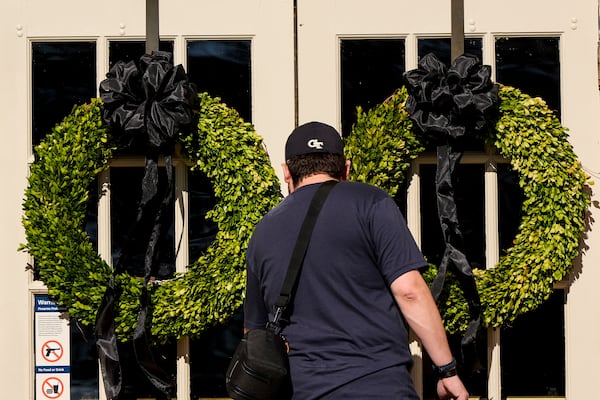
[391,270,454,366]
[391,270,470,400]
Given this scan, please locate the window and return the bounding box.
[495,36,565,398]
[29,30,565,400]
[417,37,486,153]
[110,167,176,280]
[108,40,174,69]
[31,42,96,147]
[188,171,218,263]
[497,163,524,253]
[103,43,182,400]
[190,313,244,397]
[188,170,237,399]
[419,163,488,398]
[341,36,564,399]
[30,37,253,399]
[70,317,99,399]
[419,163,486,271]
[184,38,253,398]
[501,290,566,397]
[31,44,100,399]
[418,37,483,65]
[103,38,253,400]
[340,39,405,137]
[495,36,561,114]
[186,40,252,121]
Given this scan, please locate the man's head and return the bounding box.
[283,122,349,190]
[285,121,344,160]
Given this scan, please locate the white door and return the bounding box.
[2,0,600,399]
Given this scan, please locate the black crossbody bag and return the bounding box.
[226,180,337,400]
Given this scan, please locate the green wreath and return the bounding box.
[346,85,591,332]
[21,92,282,342]
[22,85,592,338]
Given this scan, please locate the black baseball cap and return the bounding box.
[285,121,344,160]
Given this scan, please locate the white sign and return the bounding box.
[35,295,71,400]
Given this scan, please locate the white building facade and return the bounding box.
[1,0,599,399]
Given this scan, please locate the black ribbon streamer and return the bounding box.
[96,51,196,399]
[403,53,498,354]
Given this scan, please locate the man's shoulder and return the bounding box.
[337,181,390,200]
[252,195,295,234]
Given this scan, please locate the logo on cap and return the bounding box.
[307,138,324,149]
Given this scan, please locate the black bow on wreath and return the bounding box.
[403,53,499,358]
[95,50,197,400]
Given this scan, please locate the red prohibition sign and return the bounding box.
[41,340,63,363]
[42,377,64,399]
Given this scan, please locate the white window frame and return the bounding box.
[25,29,569,400]
[407,151,507,400]
[26,35,235,400]
[99,155,194,400]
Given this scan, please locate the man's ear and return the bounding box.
[282,162,292,183]
[282,162,296,193]
[342,160,351,181]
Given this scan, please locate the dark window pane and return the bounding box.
[190,311,243,398]
[340,39,405,137]
[501,290,565,396]
[497,163,524,254]
[107,41,176,156]
[423,329,488,399]
[420,163,486,270]
[420,163,487,399]
[186,40,252,121]
[418,37,483,65]
[70,318,99,399]
[495,37,561,114]
[32,42,96,147]
[118,340,177,399]
[108,40,174,69]
[188,170,235,398]
[110,167,175,279]
[188,170,218,262]
[186,41,249,397]
[416,38,485,152]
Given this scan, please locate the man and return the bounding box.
[244,121,469,399]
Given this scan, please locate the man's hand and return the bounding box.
[437,375,469,400]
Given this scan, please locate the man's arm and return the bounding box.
[243,265,269,332]
[390,270,469,400]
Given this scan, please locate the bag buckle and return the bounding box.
[267,306,285,335]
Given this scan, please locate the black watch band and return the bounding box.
[433,358,458,379]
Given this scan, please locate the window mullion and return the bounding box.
[406,162,424,398]
[97,169,111,400]
[485,159,501,400]
[175,158,190,273]
[175,159,191,400]
[97,169,112,265]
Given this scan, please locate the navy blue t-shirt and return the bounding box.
[244,181,427,399]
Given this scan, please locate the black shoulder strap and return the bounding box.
[269,180,337,328]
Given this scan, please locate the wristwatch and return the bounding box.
[433,358,458,379]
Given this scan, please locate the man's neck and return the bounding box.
[293,173,336,192]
